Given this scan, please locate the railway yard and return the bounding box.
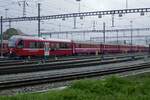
[1,0,150,99]
[0,53,150,95]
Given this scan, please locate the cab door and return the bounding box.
[44,42,50,57]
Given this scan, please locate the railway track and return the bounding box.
[0,55,145,75]
[0,53,147,67]
[0,55,105,66]
[0,61,150,90]
[0,53,147,65]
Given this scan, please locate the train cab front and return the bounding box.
[8,36,18,57]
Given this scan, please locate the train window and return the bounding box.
[29,42,44,48]
[29,42,36,48]
[37,42,44,48]
[50,43,59,50]
[50,43,55,50]
[17,40,24,48]
[78,44,81,48]
[8,38,17,48]
[60,43,69,48]
[55,43,59,49]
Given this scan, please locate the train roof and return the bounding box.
[45,38,72,43]
[10,35,72,43]
[74,40,148,47]
[10,35,43,40]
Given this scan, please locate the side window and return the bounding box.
[55,43,59,49]
[29,42,36,48]
[79,44,81,48]
[17,40,24,48]
[51,43,59,50]
[60,43,64,48]
[37,42,44,48]
[29,41,44,48]
[60,43,69,48]
[51,43,55,50]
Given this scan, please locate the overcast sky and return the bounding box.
[0,0,150,45]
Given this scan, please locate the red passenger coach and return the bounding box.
[8,35,73,57]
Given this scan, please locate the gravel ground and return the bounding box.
[0,58,150,95]
[0,81,71,95]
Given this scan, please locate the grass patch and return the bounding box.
[1,73,150,100]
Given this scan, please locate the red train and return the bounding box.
[8,35,149,57]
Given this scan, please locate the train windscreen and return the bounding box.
[8,37,18,48]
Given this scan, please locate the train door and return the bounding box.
[44,42,50,57]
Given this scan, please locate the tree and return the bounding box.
[2,28,24,40]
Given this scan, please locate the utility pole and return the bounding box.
[103,22,106,43]
[130,20,133,52]
[74,0,81,29]
[49,33,52,38]
[117,31,119,44]
[92,21,96,31]
[112,14,115,27]
[9,20,11,29]
[5,8,11,29]
[101,22,106,59]
[126,0,128,9]
[117,30,119,53]
[18,0,28,17]
[0,16,3,58]
[58,24,61,39]
[5,8,8,18]
[76,0,81,13]
[38,3,41,37]
[73,17,76,29]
